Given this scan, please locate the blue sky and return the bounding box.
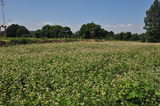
[0,0,154,34]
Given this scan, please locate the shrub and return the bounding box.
[10,38,37,45]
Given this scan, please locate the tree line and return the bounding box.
[2,0,160,42]
[3,23,145,41]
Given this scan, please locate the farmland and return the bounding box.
[0,41,160,105]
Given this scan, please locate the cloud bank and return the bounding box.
[102,24,145,34]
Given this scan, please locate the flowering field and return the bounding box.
[0,41,160,105]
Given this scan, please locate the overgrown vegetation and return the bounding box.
[0,41,160,105]
[0,38,82,46]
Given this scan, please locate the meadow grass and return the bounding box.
[0,41,160,105]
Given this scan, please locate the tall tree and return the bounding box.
[79,22,109,39]
[42,25,53,38]
[144,0,160,42]
[35,25,73,38]
[6,24,30,37]
[63,27,73,35]
[35,30,43,38]
[6,24,20,37]
[16,26,30,37]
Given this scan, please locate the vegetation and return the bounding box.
[35,25,73,38]
[0,41,160,105]
[1,0,160,105]
[114,32,139,41]
[144,0,160,42]
[6,24,30,37]
[78,22,111,39]
[0,38,82,46]
[3,23,142,41]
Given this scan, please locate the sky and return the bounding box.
[0,0,155,34]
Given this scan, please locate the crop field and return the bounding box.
[0,41,160,105]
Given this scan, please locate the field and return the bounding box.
[0,41,160,105]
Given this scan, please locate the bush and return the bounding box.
[21,34,34,38]
[139,33,146,42]
[10,38,37,45]
[145,35,158,43]
[0,40,8,46]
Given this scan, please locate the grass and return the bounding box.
[0,41,160,105]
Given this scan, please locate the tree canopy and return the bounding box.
[5,23,143,42]
[35,25,73,38]
[144,0,160,42]
[6,24,30,37]
[114,32,139,41]
[16,26,30,37]
[79,22,109,39]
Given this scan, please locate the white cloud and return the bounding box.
[26,23,81,32]
[41,22,53,25]
[6,22,20,26]
[67,25,81,33]
[102,24,145,34]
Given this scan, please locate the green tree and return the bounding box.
[41,25,53,38]
[109,31,114,36]
[129,33,139,41]
[115,32,124,40]
[73,31,81,38]
[79,22,109,39]
[63,27,73,38]
[114,32,132,41]
[6,24,20,37]
[35,25,73,38]
[6,24,30,37]
[139,33,147,42]
[52,25,64,38]
[35,30,43,38]
[16,26,30,37]
[144,0,160,42]
[126,32,132,40]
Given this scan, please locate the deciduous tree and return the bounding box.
[6,24,30,37]
[79,22,109,39]
[144,0,160,42]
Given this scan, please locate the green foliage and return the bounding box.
[114,32,137,41]
[6,24,30,37]
[0,40,7,46]
[16,26,30,37]
[35,25,73,38]
[0,41,160,105]
[108,72,157,105]
[79,22,110,39]
[0,38,82,46]
[139,33,146,42]
[6,24,20,37]
[35,30,43,38]
[10,38,38,45]
[144,0,160,42]
[129,33,139,41]
[5,23,144,42]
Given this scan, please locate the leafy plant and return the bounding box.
[0,41,160,105]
